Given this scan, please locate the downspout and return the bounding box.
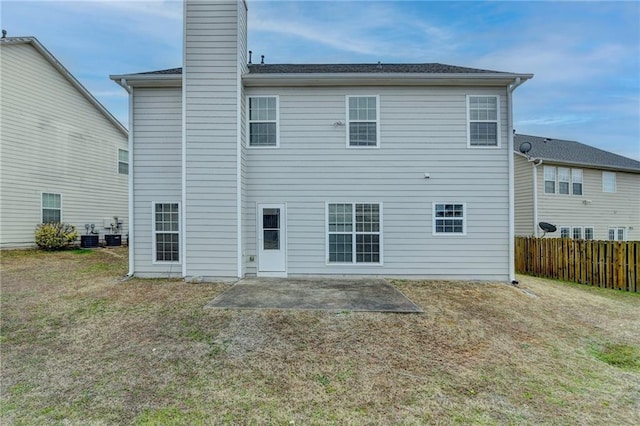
[530,158,543,237]
[117,79,135,279]
[181,0,188,279]
[507,77,524,284]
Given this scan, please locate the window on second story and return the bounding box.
[572,169,583,195]
[602,171,616,193]
[544,166,556,194]
[118,149,129,175]
[558,167,571,194]
[347,96,379,147]
[248,96,278,147]
[468,95,499,147]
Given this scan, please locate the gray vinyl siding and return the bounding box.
[0,42,127,248]
[183,0,242,277]
[514,154,535,236]
[131,87,182,275]
[244,86,511,280]
[536,164,640,241]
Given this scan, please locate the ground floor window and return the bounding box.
[584,227,594,240]
[560,226,570,238]
[608,227,626,241]
[572,227,583,240]
[154,202,180,263]
[433,203,466,235]
[42,193,61,223]
[327,203,381,264]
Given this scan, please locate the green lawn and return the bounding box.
[1,248,639,425]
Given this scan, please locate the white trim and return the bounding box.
[325,201,384,265]
[128,86,135,275]
[572,226,583,240]
[236,8,244,278]
[246,95,279,148]
[466,95,501,148]
[432,202,467,236]
[608,226,627,241]
[40,192,62,223]
[181,2,187,278]
[345,95,380,148]
[151,201,181,265]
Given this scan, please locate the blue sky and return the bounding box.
[3,0,639,160]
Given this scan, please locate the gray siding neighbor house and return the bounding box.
[111,0,532,281]
[514,134,640,241]
[1,36,128,248]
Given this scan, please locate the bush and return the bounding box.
[34,222,79,250]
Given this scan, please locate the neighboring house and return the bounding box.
[110,0,532,281]
[0,36,128,248]
[514,134,640,241]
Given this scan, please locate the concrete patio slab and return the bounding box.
[205,277,423,313]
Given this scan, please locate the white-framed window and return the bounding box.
[602,171,616,193]
[572,227,583,240]
[248,96,278,147]
[346,95,379,147]
[153,202,180,263]
[608,227,626,241]
[544,166,583,195]
[584,227,594,240]
[433,203,466,235]
[572,169,583,195]
[118,149,129,175]
[327,202,382,264]
[544,166,556,194]
[41,193,61,223]
[467,95,499,147]
[560,226,570,238]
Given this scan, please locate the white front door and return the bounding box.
[257,203,286,276]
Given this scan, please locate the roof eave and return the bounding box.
[513,152,640,174]
[109,73,182,88]
[242,72,533,87]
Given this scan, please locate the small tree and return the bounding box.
[35,223,79,250]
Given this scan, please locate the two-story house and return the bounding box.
[110,0,532,281]
[1,36,128,248]
[514,134,640,240]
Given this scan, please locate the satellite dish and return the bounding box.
[538,222,557,237]
[519,142,532,154]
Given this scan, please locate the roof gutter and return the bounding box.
[507,77,526,284]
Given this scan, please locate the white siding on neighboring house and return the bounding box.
[514,154,535,236]
[535,163,640,240]
[243,86,511,279]
[183,0,246,278]
[131,87,182,276]
[0,41,128,248]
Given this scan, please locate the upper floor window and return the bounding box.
[602,171,616,193]
[433,203,466,235]
[42,193,61,223]
[118,149,129,175]
[467,95,499,147]
[544,166,583,195]
[347,95,379,147]
[248,96,278,147]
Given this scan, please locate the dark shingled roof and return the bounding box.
[515,134,640,172]
[133,63,510,76]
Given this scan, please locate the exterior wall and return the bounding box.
[131,87,182,276]
[183,0,245,278]
[514,154,535,236]
[536,162,640,240]
[243,85,511,280]
[0,42,128,248]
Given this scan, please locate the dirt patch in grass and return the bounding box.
[2,249,639,424]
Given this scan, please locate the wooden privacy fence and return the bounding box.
[515,237,639,293]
